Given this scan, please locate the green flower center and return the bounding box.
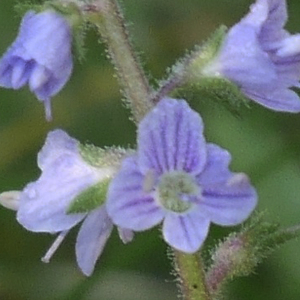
[157,171,200,213]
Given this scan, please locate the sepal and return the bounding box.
[67,179,110,214]
[206,212,300,295]
[187,25,227,80]
[67,145,133,214]
[79,144,133,168]
[176,76,249,116]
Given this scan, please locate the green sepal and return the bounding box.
[67,179,110,214]
[238,213,300,262]
[175,76,249,116]
[156,26,250,116]
[15,1,81,15]
[206,212,300,295]
[14,1,44,14]
[72,22,88,63]
[67,145,132,214]
[79,144,132,169]
[162,25,227,87]
[187,25,227,77]
[154,26,233,108]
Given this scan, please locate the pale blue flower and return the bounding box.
[0,11,73,120]
[107,98,257,253]
[203,0,300,113]
[17,130,132,276]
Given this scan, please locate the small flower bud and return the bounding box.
[0,10,73,120]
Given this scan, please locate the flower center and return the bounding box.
[157,171,200,213]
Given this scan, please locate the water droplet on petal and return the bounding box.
[26,187,37,199]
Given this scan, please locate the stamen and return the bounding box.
[41,230,69,263]
[143,169,156,193]
[44,98,52,122]
[157,171,200,213]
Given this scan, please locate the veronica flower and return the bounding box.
[107,98,257,253]
[0,10,73,121]
[202,0,300,113]
[16,129,133,276]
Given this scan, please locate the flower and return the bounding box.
[17,129,133,276]
[202,0,300,113]
[107,98,257,253]
[0,10,73,121]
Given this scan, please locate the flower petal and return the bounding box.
[197,143,232,186]
[242,0,269,29]
[138,98,207,175]
[163,210,210,253]
[17,154,90,232]
[215,23,277,88]
[17,130,109,232]
[76,207,113,276]
[201,173,257,226]
[0,10,73,119]
[37,129,78,170]
[243,87,300,112]
[118,227,134,243]
[259,0,289,49]
[0,12,36,88]
[107,156,164,231]
[16,11,73,95]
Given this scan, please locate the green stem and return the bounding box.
[86,3,213,300]
[173,250,211,300]
[88,0,152,123]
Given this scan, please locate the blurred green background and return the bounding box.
[1,0,300,299]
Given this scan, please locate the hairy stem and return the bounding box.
[89,0,152,123]
[173,250,211,300]
[205,221,300,296]
[152,75,185,105]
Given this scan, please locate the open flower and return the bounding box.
[0,10,73,120]
[202,0,300,113]
[107,98,257,253]
[17,129,133,276]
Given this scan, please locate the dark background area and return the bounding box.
[1,0,300,299]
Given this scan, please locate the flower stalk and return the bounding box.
[173,250,211,300]
[87,0,152,123]
[205,216,300,296]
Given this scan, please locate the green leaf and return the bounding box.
[67,179,110,214]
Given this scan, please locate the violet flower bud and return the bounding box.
[0,10,73,120]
